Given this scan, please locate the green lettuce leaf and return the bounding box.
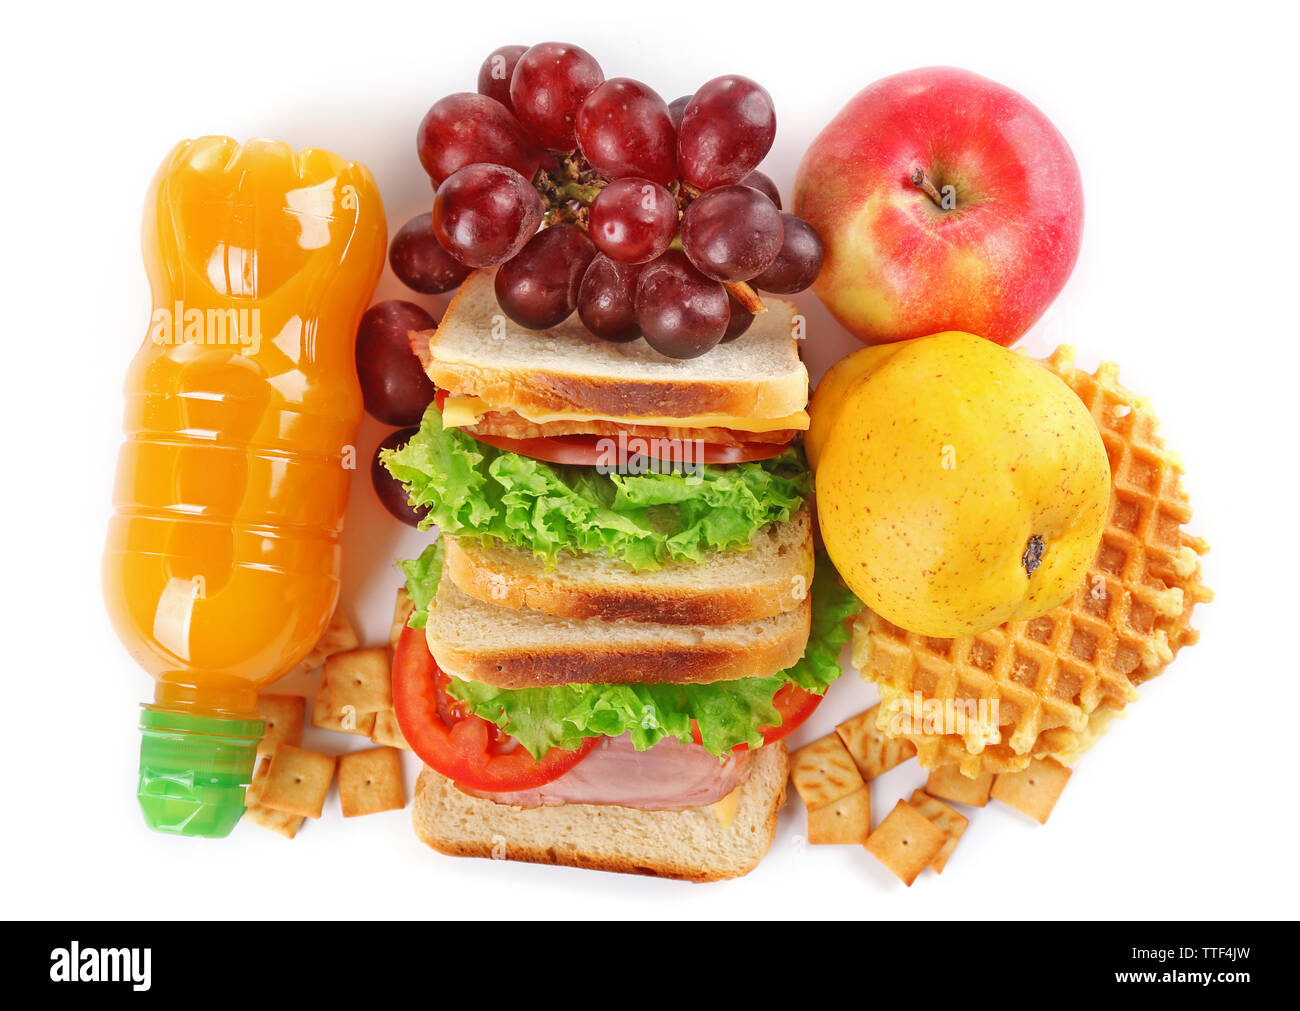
[443,551,861,758]
[396,540,445,630]
[380,404,811,570]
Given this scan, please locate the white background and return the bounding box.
[4,0,1297,920]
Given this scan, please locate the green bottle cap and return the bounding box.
[138,707,264,838]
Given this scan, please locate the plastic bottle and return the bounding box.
[104,137,386,837]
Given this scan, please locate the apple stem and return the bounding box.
[912,167,948,209]
[725,281,767,314]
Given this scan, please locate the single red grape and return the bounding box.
[416,92,541,186]
[576,78,677,186]
[588,178,678,264]
[681,184,785,282]
[678,76,776,189]
[477,45,528,111]
[510,42,604,151]
[373,427,429,527]
[578,255,643,342]
[432,163,544,268]
[389,213,472,294]
[634,251,729,359]
[355,301,438,425]
[742,170,782,208]
[667,95,692,131]
[751,213,825,293]
[494,223,597,330]
[721,293,753,342]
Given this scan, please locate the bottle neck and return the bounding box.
[152,679,260,720]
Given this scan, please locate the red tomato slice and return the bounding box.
[691,683,825,752]
[434,389,791,465]
[391,623,598,791]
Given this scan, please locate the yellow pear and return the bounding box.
[805,342,905,471]
[815,332,1110,638]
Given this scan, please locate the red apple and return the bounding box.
[793,67,1083,347]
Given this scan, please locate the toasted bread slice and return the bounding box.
[411,742,788,881]
[422,269,808,425]
[427,577,812,688]
[443,510,813,626]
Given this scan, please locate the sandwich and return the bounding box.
[382,270,859,881]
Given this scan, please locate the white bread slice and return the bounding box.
[428,577,811,689]
[443,509,813,626]
[422,269,808,423]
[411,742,788,881]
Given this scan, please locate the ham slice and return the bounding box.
[459,734,751,810]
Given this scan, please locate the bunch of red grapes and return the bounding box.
[393,41,824,360]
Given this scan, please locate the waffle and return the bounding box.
[852,346,1211,776]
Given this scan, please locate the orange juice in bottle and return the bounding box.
[104,136,386,837]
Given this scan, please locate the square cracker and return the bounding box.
[807,785,871,845]
[242,756,304,839]
[312,674,377,737]
[790,734,864,811]
[260,744,336,819]
[908,790,969,873]
[926,764,994,808]
[835,704,916,780]
[371,709,411,751]
[323,647,393,715]
[255,693,305,761]
[864,800,946,886]
[390,588,415,652]
[991,759,1072,824]
[337,748,406,817]
[303,608,361,670]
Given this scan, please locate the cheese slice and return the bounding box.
[708,788,740,829]
[440,394,809,434]
[440,395,492,429]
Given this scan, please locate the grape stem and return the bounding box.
[726,281,766,314]
[911,167,948,209]
[544,203,586,228]
[533,156,607,238]
[556,179,604,204]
